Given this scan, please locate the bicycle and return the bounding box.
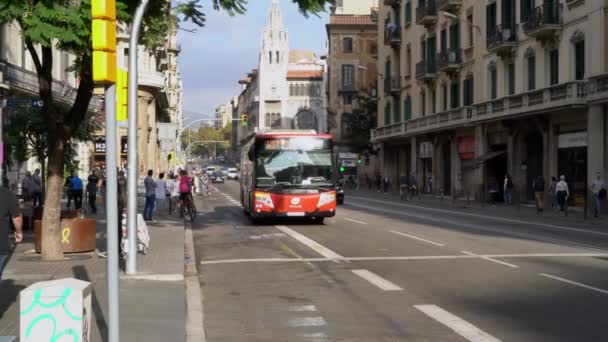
[180,193,197,222]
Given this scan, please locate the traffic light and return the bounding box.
[92,0,117,83]
[241,114,248,127]
[116,68,128,121]
[357,154,362,164]
[339,166,345,173]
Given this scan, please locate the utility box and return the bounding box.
[20,278,92,342]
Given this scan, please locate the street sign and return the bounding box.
[5,98,44,108]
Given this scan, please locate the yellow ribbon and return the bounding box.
[61,227,71,244]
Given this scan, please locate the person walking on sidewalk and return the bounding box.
[31,169,43,207]
[382,176,390,193]
[410,173,418,198]
[86,176,98,215]
[0,185,23,279]
[399,174,409,201]
[590,172,606,218]
[555,175,570,216]
[547,176,557,210]
[64,174,74,209]
[143,170,157,222]
[21,171,34,203]
[532,175,545,213]
[70,172,84,210]
[155,173,168,217]
[503,174,514,205]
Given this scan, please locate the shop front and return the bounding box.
[557,132,587,207]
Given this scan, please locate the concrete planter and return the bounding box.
[33,211,96,253]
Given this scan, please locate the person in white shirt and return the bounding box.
[590,172,606,218]
[555,175,569,215]
[155,173,168,217]
[168,175,180,214]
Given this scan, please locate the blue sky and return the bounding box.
[177,0,329,121]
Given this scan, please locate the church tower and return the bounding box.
[258,0,289,130]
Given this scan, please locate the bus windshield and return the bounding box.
[254,137,334,188]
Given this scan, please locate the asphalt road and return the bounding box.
[192,181,608,342]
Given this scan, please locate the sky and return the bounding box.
[177,0,330,122]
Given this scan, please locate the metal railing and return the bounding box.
[383,76,401,95]
[384,24,402,46]
[486,24,518,51]
[523,2,561,33]
[416,0,437,24]
[415,59,437,79]
[436,48,463,70]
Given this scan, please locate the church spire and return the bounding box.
[268,0,283,32]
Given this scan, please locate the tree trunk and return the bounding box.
[40,136,65,260]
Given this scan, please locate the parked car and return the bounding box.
[227,168,239,180]
[211,171,225,183]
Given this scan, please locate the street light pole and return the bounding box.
[126,0,150,276]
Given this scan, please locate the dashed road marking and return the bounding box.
[461,251,519,268]
[344,218,367,225]
[286,316,327,327]
[275,225,344,261]
[415,305,502,342]
[389,230,446,247]
[290,305,318,312]
[352,269,403,291]
[540,273,608,295]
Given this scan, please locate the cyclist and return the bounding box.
[178,170,194,217]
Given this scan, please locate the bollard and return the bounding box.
[20,278,92,342]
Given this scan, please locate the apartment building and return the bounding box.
[326,0,379,173]
[374,0,608,206]
[215,102,233,129]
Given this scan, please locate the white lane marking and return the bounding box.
[540,273,608,295]
[290,305,318,312]
[461,251,519,268]
[299,332,331,342]
[344,218,367,225]
[200,252,608,265]
[348,195,608,238]
[346,202,608,253]
[415,305,502,342]
[352,269,403,291]
[286,317,327,327]
[275,225,344,260]
[389,230,446,247]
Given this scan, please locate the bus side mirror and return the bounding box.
[247,146,254,161]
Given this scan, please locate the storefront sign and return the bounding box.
[558,132,587,148]
[338,152,357,160]
[457,135,475,160]
[419,142,433,159]
[94,137,106,154]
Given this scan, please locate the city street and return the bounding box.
[193,180,608,342]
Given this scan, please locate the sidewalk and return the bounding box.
[0,209,187,341]
[346,187,607,231]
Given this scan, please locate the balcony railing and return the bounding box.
[523,2,562,40]
[383,0,401,8]
[415,59,437,81]
[436,0,462,13]
[371,80,588,142]
[384,25,402,48]
[436,48,463,73]
[339,83,357,93]
[383,76,401,96]
[486,24,518,55]
[416,0,438,26]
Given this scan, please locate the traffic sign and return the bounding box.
[5,98,44,108]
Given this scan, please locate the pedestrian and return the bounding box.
[167,175,179,214]
[0,185,23,279]
[427,175,434,194]
[143,170,157,222]
[21,171,34,203]
[532,175,545,213]
[32,169,43,207]
[410,173,418,198]
[382,176,390,193]
[70,172,84,210]
[375,174,382,192]
[503,173,514,205]
[155,172,168,217]
[547,176,557,209]
[399,174,409,201]
[589,172,606,218]
[86,176,98,215]
[64,174,74,209]
[555,175,569,216]
[117,171,127,213]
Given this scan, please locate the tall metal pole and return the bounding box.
[126,0,150,275]
[0,98,5,185]
[104,84,120,342]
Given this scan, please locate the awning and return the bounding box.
[461,150,506,170]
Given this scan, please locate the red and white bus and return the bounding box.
[240,130,337,223]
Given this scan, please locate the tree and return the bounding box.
[0,0,330,260]
[343,88,378,153]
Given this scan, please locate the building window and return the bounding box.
[393,100,401,123]
[272,113,281,128]
[451,82,460,108]
[343,37,353,53]
[265,113,271,128]
[405,1,412,25]
[404,95,412,121]
[463,75,474,106]
[269,51,272,64]
[341,113,353,138]
[406,45,412,77]
[527,54,536,90]
[342,64,355,89]
[486,2,497,40]
[549,49,559,85]
[289,84,294,96]
[489,64,497,99]
[343,94,353,105]
[574,40,585,80]
[369,42,378,55]
[467,14,474,48]
[295,110,317,130]
[441,83,448,111]
[430,88,436,114]
[521,0,533,22]
[507,62,515,95]
[384,103,391,125]
[421,91,426,116]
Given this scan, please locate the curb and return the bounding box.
[184,221,206,342]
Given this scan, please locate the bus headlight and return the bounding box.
[317,192,336,208]
[255,192,274,209]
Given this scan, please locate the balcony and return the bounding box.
[523,2,562,42]
[384,25,402,48]
[339,83,357,94]
[383,0,401,8]
[383,76,401,96]
[436,48,462,74]
[371,80,588,142]
[416,1,438,27]
[415,59,437,81]
[486,24,518,57]
[370,7,379,23]
[436,0,462,14]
